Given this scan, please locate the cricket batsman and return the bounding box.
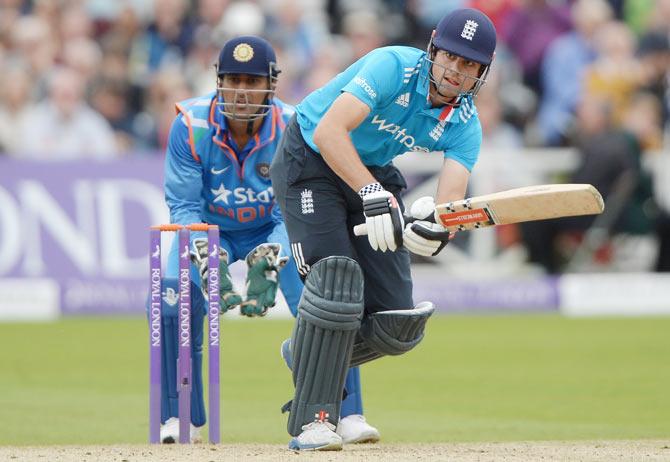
[270,9,497,450]
[157,35,377,443]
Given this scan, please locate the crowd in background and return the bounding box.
[1,0,668,156]
[0,0,668,271]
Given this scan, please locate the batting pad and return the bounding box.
[287,256,364,436]
[350,301,435,367]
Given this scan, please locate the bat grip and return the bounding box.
[353,223,367,236]
[353,216,415,237]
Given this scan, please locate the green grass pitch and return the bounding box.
[1,314,669,445]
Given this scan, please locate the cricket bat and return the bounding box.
[353,183,604,235]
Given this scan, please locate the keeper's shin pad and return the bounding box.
[287,256,364,436]
[350,301,435,367]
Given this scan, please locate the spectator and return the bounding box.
[501,0,572,94]
[13,67,117,159]
[403,0,465,38]
[622,92,665,151]
[0,62,34,155]
[184,0,231,95]
[59,4,94,43]
[265,0,329,81]
[536,0,613,146]
[341,9,387,63]
[128,0,195,79]
[215,1,265,39]
[196,0,229,31]
[300,38,351,95]
[31,0,60,38]
[100,4,143,53]
[584,21,641,128]
[326,0,386,34]
[637,31,670,127]
[478,72,524,151]
[134,69,192,152]
[605,0,625,19]
[522,93,652,272]
[98,35,145,118]
[467,0,518,33]
[646,0,670,32]
[183,26,220,97]
[90,77,138,153]
[9,15,57,99]
[62,38,104,87]
[616,92,661,243]
[0,0,23,48]
[567,94,651,238]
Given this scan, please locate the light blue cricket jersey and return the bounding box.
[296,46,482,171]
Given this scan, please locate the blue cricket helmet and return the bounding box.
[433,8,496,66]
[215,36,280,122]
[216,35,280,77]
[424,8,497,105]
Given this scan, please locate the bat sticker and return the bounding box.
[438,206,496,228]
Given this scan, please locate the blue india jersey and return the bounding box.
[295,46,482,171]
[164,91,294,236]
[163,92,304,312]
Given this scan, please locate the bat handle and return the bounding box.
[353,223,367,236]
[353,216,415,237]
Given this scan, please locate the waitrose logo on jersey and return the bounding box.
[369,115,430,153]
[353,76,377,100]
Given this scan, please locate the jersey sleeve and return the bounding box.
[275,99,295,125]
[340,49,404,110]
[164,115,206,241]
[441,117,482,172]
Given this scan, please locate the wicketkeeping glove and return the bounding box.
[240,243,289,317]
[360,182,404,252]
[402,196,451,257]
[190,238,242,312]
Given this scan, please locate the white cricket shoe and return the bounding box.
[288,421,343,451]
[160,417,202,444]
[337,414,381,444]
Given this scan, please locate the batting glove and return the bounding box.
[402,196,451,257]
[190,238,242,312]
[240,243,289,317]
[360,182,404,252]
